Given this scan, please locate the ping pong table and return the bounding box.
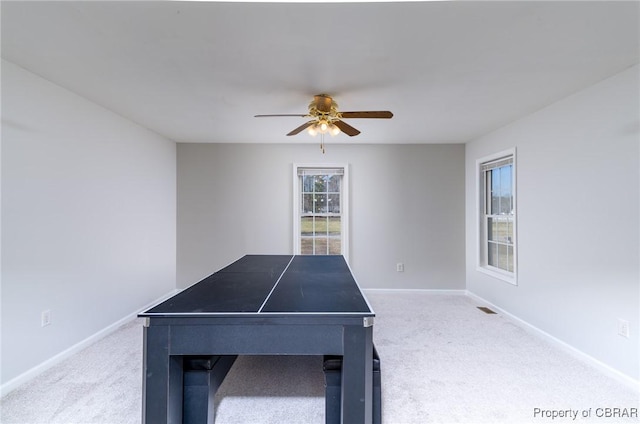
[139,254,375,424]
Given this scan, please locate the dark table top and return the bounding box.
[139,255,374,318]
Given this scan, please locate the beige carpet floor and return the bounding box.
[1,292,638,423]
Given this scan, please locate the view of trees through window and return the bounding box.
[300,173,341,255]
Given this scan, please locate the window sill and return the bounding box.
[476,266,517,286]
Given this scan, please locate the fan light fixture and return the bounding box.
[254,94,393,153]
[307,119,341,137]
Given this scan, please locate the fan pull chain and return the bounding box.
[320,134,325,154]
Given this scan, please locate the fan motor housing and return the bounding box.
[312,95,336,114]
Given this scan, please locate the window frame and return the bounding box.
[476,148,517,285]
[293,163,349,262]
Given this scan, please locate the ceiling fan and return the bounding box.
[255,94,393,138]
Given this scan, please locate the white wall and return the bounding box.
[177,143,465,290]
[1,60,177,386]
[465,65,639,380]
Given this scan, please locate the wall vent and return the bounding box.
[477,306,497,314]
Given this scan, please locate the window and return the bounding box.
[293,165,349,260]
[478,150,516,284]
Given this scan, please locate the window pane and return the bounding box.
[315,194,327,213]
[488,242,498,267]
[328,193,340,213]
[500,165,512,214]
[491,168,500,215]
[315,237,328,255]
[498,244,509,270]
[502,197,512,215]
[302,194,315,214]
[488,165,514,215]
[314,216,328,233]
[328,237,341,255]
[301,238,314,255]
[497,219,508,243]
[489,217,511,243]
[328,217,341,235]
[488,218,496,241]
[303,175,315,192]
[314,176,327,193]
[301,217,313,236]
[328,175,340,192]
[500,218,512,244]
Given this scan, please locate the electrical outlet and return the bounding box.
[617,319,629,338]
[396,263,404,272]
[41,310,51,327]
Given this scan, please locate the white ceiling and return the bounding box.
[2,1,638,144]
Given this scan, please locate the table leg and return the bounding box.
[341,325,373,424]
[142,325,184,424]
[183,355,238,424]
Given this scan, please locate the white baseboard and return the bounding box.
[0,289,178,398]
[363,288,467,295]
[466,291,640,391]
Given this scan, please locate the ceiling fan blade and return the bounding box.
[287,120,316,136]
[334,120,361,137]
[340,111,393,119]
[255,114,308,118]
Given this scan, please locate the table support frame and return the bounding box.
[141,315,373,424]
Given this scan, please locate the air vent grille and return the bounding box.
[477,306,497,314]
